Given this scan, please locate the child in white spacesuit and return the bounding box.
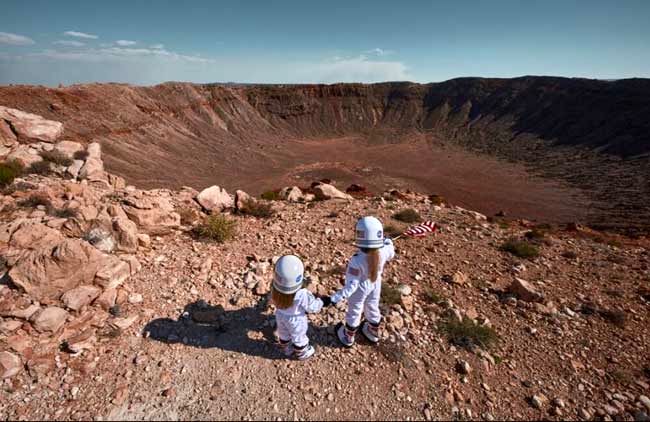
[330,216,395,347]
[271,254,327,360]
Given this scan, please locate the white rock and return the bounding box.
[0,351,22,379]
[196,185,233,212]
[30,306,68,333]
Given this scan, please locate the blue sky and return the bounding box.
[1,0,649,86]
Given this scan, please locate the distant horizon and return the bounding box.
[2,0,649,86]
[0,74,640,89]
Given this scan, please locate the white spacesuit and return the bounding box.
[275,288,323,349]
[331,216,395,347]
[272,255,323,360]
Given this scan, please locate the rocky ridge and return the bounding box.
[0,108,649,420]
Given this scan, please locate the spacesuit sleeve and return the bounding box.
[303,290,324,313]
[331,259,361,304]
[382,238,396,261]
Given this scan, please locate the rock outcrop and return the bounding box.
[0,106,63,143]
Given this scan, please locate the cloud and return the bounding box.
[53,40,85,47]
[365,48,394,57]
[64,31,98,39]
[299,55,410,83]
[150,44,165,49]
[28,46,213,64]
[116,40,137,46]
[0,32,35,46]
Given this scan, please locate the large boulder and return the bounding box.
[66,159,84,179]
[508,278,544,303]
[30,307,68,333]
[7,225,104,301]
[87,142,101,159]
[9,222,63,251]
[112,216,138,253]
[196,185,233,212]
[6,145,42,167]
[312,183,352,201]
[234,190,252,211]
[279,186,304,202]
[122,195,180,235]
[0,106,63,143]
[78,157,106,182]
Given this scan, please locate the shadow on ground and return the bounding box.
[143,298,337,360]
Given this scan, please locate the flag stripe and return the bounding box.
[403,221,437,238]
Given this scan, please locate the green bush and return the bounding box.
[0,160,23,187]
[392,208,422,223]
[192,215,237,243]
[440,317,498,350]
[27,160,52,175]
[73,150,89,160]
[239,199,275,218]
[40,150,73,166]
[260,190,280,201]
[500,239,539,259]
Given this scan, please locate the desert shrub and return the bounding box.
[40,150,73,166]
[192,215,236,243]
[439,317,498,350]
[383,224,403,239]
[608,369,632,384]
[239,199,275,218]
[18,192,52,208]
[429,194,445,206]
[326,211,339,219]
[392,208,422,223]
[500,239,539,259]
[27,160,52,175]
[599,308,627,328]
[47,206,78,218]
[562,250,578,260]
[73,150,89,160]
[381,283,402,306]
[423,287,443,304]
[260,190,280,201]
[607,239,623,248]
[524,228,546,240]
[0,160,24,187]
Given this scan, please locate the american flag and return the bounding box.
[402,221,437,238]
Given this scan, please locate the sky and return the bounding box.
[0,0,649,86]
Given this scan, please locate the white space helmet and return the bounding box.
[354,216,384,249]
[273,255,305,294]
